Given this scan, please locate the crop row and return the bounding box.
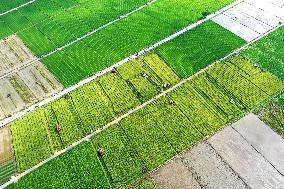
[10,53,180,172]
[0,160,16,184]
[0,0,30,14]
[7,55,284,188]
[241,25,284,81]
[259,99,284,138]
[155,20,246,78]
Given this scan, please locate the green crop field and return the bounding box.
[92,126,144,188]
[9,53,181,172]
[8,142,112,189]
[70,82,115,135]
[155,20,246,78]
[8,55,284,188]
[0,0,30,13]
[0,0,153,51]
[259,99,284,138]
[0,160,16,184]
[41,0,234,87]
[3,0,284,188]
[10,108,54,172]
[241,25,284,81]
[97,72,141,115]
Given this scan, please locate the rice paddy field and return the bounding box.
[1,0,284,188]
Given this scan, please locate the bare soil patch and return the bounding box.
[0,35,63,119]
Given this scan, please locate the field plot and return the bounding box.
[0,78,27,117]
[0,35,62,120]
[97,72,140,115]
[70,82,115,135]
[209,126,284,188]
[10,108,54,172]
[0,35,34,76]
[119,100,177,171]
[0,0,154,54]
[9,53,179,172]
[48,97,83,147]
[140,53,179,86]
[241,25,284,81]
[155,21,245,78]
[207,57,283,109]
[42,0,235,87]
[7,55,284,188]
[0,127,16,184]
[259,100,284,139]
[117,53,179,102]
[8,142,112,189]
[212,0,284,42]
[92,126,144,188]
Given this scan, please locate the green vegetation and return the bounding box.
[241,25,284,81]
[206,57,282,109]
[120,100,176,171]
[8,76,35,103]
[155,21,246,78]
[11,108,54,172]
[141,53,179,86]
[1,0,153,51]
[259,100,284,138]
[127,177,157,189]
[8,55,284,188]
[10,53,179,172]
[0,160,16,184]
[70,82,114,135]
[0,0,30,13]
[8,142,112,189]
[279,96,284,106]
[97,72,140,115]
[49,97,83,147]
[92,126,143,188]
[42,0,234,87]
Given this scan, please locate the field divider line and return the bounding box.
[1,3,284,188]
[0,0,243,128]
[0,0,158,81]
[0,0,36,17]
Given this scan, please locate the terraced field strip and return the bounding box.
[3,56,283,188]
[0,0,158,82]
[0,0,35,17]
[0,0,243,127]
